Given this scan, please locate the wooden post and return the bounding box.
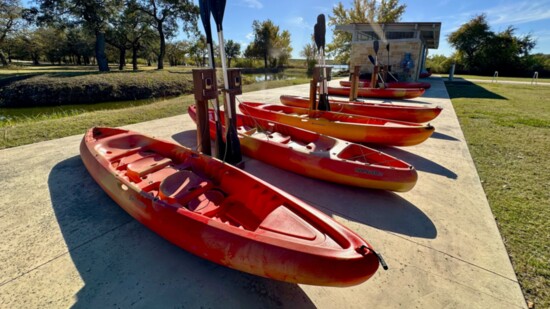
[349,65,360,101]
[192,69,218,156]
[370,65,379,88]
[310,67,320,111]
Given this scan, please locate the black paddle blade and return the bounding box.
[318,94,330,111]
[373,40,379,55]
[314,23,321,52]
[368,55,376,65]
[386,43,390,52]
[317,14,326,50]
[209,0,226,31]
[199,0,212,43]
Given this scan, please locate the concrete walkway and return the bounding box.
[0,78,526,308]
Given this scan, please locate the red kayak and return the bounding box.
[239,102,434,146]
[328,86,425,99]
[419,71,432,78]
[339,80,431,89]
[280,95,442,123]
[189,105,418,192]
[80,127,383,286]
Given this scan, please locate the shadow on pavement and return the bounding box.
[48,156,316,308]
[430,132,461,141]
[378,146,458,180]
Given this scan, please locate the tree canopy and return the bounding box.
[244,19,293,69]
[448,14,536,75]
[327,0,406,64]
[0,0,24,65]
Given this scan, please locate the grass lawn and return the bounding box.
[440,74,549,83]
[447,81,550,308]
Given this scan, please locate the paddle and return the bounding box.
[199,0,225,159]
[209,0,242,164]
[373,40,379,65]
[386,43,390,70]
[314,14,330,111]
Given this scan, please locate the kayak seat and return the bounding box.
[126,154,173,183]
[159,170,213,206]
[250,131,291,144]
[187,189,226,217]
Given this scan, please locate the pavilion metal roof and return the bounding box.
[335,22,442,49]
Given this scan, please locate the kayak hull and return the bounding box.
[339,80,431,89]
[328,86,425,99]
[239,102,434,146]
[280,95,442,123]
[80,127,380,286]
[189,105,418,192]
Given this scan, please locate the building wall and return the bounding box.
[349,39,424,81]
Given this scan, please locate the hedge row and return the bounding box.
[0,70,196,107]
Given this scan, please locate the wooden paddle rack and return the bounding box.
[223,68,242,135]
[192,69,218,156]
[310,65,332,110]
[349,65,360,101]
[370,65,379,89]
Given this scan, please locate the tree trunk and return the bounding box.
[119,48,126,70]
[263,52,268,69]
[157,24,165,70]
[95,32,110,72]
[0,51,7,66]
[132,44,139,71]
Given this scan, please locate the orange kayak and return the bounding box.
[189,105,418,192]
[280,95,442,123]
[328,86,425,99]
[339,80,431,89]
[239,102,435,146]
[80,127,383,286]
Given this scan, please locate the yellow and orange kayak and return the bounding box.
[239,102,435,146]
[328,86,425,99]
[80,127,383,286]
[280,95,442,123]
[189,105,418,192]
[339,80,432,89]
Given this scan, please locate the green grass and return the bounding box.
[441,74,549,83]
[447,82,550,308]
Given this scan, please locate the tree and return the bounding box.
[300,41,316,74]
[246,19,292,69]
[106,2,156,70]
[448,15,536,75]
[135,0,198,70]
[0,0,23,65]
[189,35,207,66]
[36,0,124,71]
[327,0,406,64]
[224,39,240,67]
[447,14,491,72]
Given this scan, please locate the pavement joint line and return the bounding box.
[399,258,525,308]
[301,196,520,284]
[0,219,134,289]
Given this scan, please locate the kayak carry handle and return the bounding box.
[358,245,388,270]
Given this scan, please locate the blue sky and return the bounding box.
[196,0,550,59]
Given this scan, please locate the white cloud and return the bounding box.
[245,32,254,41]
[485,1,550,25]
[241,0,263,9]
[288,16,313,30]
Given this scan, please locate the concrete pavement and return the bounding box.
[0,78,527,308]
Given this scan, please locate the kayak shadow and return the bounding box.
[430,132,461,141]
[242,160,437,240]
[376,146,458,180]
[48,156,316,308]
[171,130,197,148]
